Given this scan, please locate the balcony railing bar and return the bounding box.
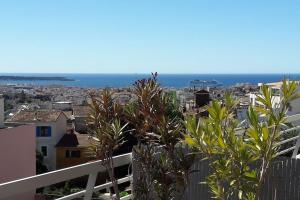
[279,126,300,135]
[276,135,299,146]
[286,114,300,123]
[0,153,132,200]
[276,146,296,156]
[120,195,133,200]
[56,176,132,200]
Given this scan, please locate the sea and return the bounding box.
[0,73,300,88]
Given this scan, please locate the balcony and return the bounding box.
[1,114,300,200]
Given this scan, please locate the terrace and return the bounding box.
[1,114,300,200]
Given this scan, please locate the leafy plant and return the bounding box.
[184,80,300,199]
[88,89,127,200]
[119,191,129,197]
[125,73,194,200]
[36,150,48,174]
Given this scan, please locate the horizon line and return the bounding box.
[0,72,300,75]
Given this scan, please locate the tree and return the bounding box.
[125,73,194,200]
[88,89,127,200]
[36,150,48,174]
[184,80,300,199]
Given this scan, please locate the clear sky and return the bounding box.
[0,0,300,74]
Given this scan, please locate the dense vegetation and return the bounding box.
[88,73,300,200]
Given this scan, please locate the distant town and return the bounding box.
[0,81,259,127]
[2,80,299,133]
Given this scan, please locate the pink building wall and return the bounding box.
[0,125,36,200]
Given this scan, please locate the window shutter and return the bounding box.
[48,126,52,137]
[36,126,40,137]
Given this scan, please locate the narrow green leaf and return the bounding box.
[262,126,269,141]
[184,135,197,147]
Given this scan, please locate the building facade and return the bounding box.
[0,125,36,200]
[7,110,68,171]
[250,81,300,116]
[56,132,91,169]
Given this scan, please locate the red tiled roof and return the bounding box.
[73,106,90,117]
[9,110,65,122]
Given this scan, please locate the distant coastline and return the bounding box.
[0,76,74,81]
[0,73,299,88]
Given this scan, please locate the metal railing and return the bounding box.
[276,114,300,158]
[0,153,133,200]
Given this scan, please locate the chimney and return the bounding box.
[34,111,38,121]
[0,94,4,128]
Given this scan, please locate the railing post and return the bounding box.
[292,133,300,158]
[105,178,110,194]
[84,172,98,200]
[129,175,133,198]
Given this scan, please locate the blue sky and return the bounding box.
[0,0,299,74]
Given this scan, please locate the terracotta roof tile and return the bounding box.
[63,111,74,120]
[76,133,90,147]
[9,110,64,122]
[73,106,90,117]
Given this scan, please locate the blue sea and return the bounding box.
[0,73,300,88]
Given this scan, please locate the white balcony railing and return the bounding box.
[276,114,300,158]
[0,153,133,200]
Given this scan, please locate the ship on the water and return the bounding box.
[190,79,223,89]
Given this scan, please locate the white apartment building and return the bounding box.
[250,81,300,116]
[176,91,195,111]
[7,110,68,171]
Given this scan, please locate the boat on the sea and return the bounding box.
[190,79,223,88]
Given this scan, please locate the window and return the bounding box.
[41,146,47,157]
[71,150,81,158]
[65,150,81,158]
[65,150,70,158]
[36,126,51,137]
